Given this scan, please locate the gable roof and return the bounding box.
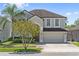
[14,10,33,20]
[30,9,67,18]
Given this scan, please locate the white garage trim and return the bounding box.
[64,32,67,42]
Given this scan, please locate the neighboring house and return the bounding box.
[67,25,79,41]
[0,9,68,43]
[0,19,11,42]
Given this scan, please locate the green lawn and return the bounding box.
[0,41,42,52]
[0,48,42,52]
[0,41,36,48]
[72,42,79,47]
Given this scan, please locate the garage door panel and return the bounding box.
[43,32,64,43]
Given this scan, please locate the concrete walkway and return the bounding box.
[42,43,79,52]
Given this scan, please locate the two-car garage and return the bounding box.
[43,32,67,43]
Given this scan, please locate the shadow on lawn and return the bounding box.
[36,42,70,45]
[9,51,40,55]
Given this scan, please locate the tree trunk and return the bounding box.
[21,36,26,51]
[26,37,33,50]
[24,39,27,51]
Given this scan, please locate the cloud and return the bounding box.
[15,3,24,8]
[10,3,29,9]
[65,11,79,16]
[74,12,79,14]
[65,12,72,16]
[15,3,28,8]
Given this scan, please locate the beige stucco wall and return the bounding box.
[29,16,43,28]
[29,16,44,43]
[60,19,66,28]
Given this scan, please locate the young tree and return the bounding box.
[13,20,40,51]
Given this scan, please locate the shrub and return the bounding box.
[15,48,42,53]
[2,37,13,42]
[7,37,13,41]
[5,37,37,43]
[13,37,37,43]
[0,40,1,43]
[13,38,22,43]
[6,37,22,43]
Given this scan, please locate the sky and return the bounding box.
[0,3,79,25]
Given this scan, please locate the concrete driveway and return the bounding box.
[42,43,79,53]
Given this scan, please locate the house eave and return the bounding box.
[43,28,68,32]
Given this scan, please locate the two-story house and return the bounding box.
[0,9,67,43]
[29,9,67,43]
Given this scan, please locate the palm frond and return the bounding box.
[2,20,8,29]
[0,16,8,30]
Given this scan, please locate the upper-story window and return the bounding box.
[55,19,60,27]
[47,19,50,26]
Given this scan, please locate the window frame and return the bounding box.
[54,18,60,28]
[46,19,50,26]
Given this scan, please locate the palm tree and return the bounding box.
[2,4,18,21]
[2,4,21,39]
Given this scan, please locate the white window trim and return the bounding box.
[46,18,51,28]
[64,32,67,42]
[47,19,50,26]
[54,18,60,28]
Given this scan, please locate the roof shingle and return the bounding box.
[30,9,67,18]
